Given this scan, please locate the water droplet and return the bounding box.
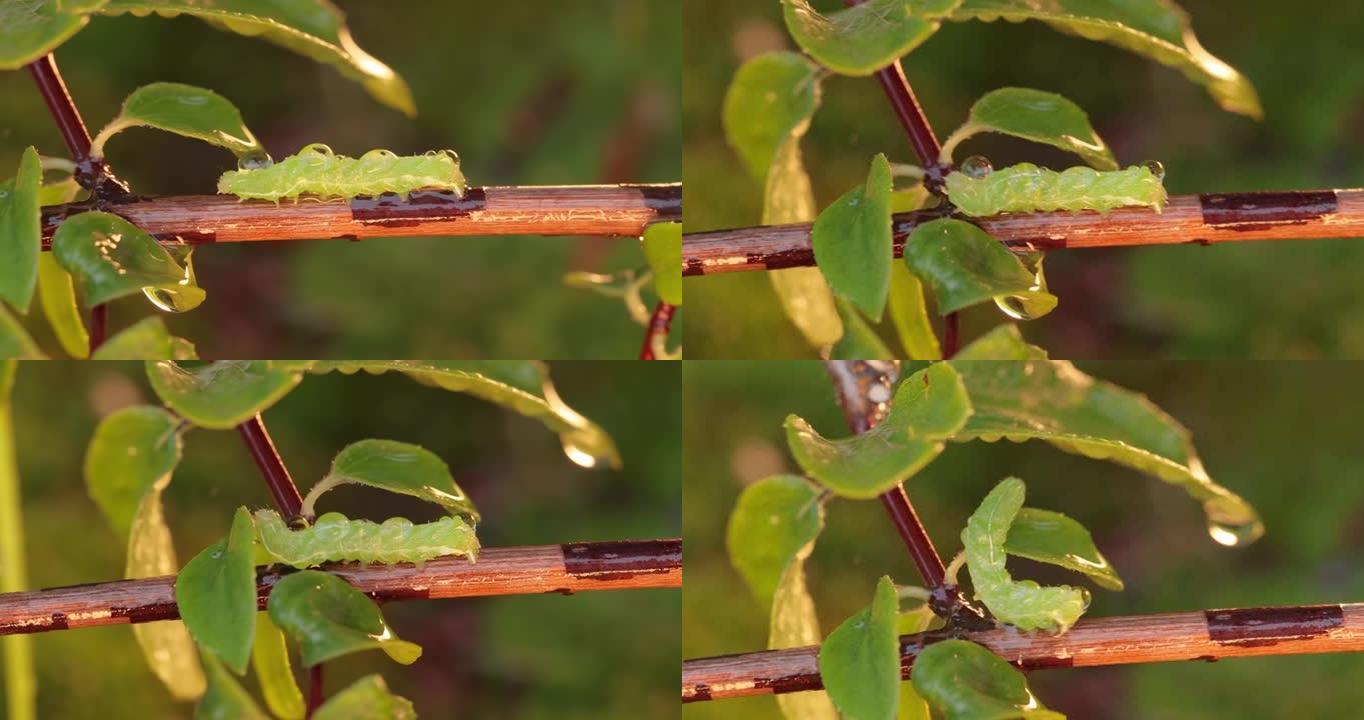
[237,150,274,171]
[143,286,189,313]
[562,439,601,469]
[960,155,993,179]
[1204,500,1263,547]
[1207,518,1263,547]
[994,295,1038,320]
[847,197,859,206]
[1140,160,1165,180]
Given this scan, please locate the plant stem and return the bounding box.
[682,189,1364,275]
[39,184,682,247]
[0,539,683,635]
[307,665,324,718]
[235,415,304,521]
[943,312,959,358]
[683,602,1364,702]
[639,301,676,360]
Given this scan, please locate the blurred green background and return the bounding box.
[683,1,1364,358]
[684,361,1364,719]
[0,0,680,359]
[2,360,679,719]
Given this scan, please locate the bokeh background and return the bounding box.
[683,1,1364,358]
[0,0,680,358]
[684,361,1364,719]
[3,360,679,719]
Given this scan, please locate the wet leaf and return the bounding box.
[303,438,478,521]
[146,360,304,429]
[948,343,1263,546]
[84,405,181,538]
[0,307,44,359]
[786,362,971,498]
[176,508,257,674]
[194,652,267,720]
[782,0,957,76]
[0,147,41,313]
[767,138,844,349]
[771,558,839,720]
[37,255,88,358]
[830,298,894,360]
[963,478,1089,633]
[819,576,900,720]
[313,675,415,720]
[897,607,937,720]
[723,51,822,181]
[642,221,682,306]
[91,316,197,359]
[1008,508,1123,591]
[888,262,940,360]
[904,218,1057,319]
[952,324,1045,360]
[90,82,261,160]
[912,639,1063,719]
[268,570,422,667]
[0,0,88,70]
[51,211,205,310]
[812,154,893,320]
[947,0,1261,117]
[941,88,1116,168]
[252,613,305,720]
[308,361,619,470]
[726,474,825,608]
[97,0,416,116]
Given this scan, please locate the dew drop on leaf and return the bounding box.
[1140,160,1166,180]
[143,287,192,313]
[1207,517,1263,548]
[994,295,1037,320]
[959,155,993,179]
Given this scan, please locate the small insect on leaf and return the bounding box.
[217,144,466,203]
[254,510,479,569]
[945,162,1166,217]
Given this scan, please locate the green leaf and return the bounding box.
[0,362,35,720]
[947,0,1260,118]
[176,508,257,674]
[642,222,682,306]
[0,1,88,70]
[726,475,825,609]
[313,675,416,720]
[51,211,204,309]
[948,347,1263,546]
[771,558,839,720]
[97,0,416,116]
[830,297,894,360]
[896,607,937,720]
[252,613,305,720]
[1007,508,1123,591]
[941,87,1116,168]
[723,52,822,181]
[819,576,900,720]
[767,138,844,349]
[781,0,956,76]
[953,324,1045,360]
[37,255,88,358]
[887,262,940,359]
[0,307,44,360]
[0,147,41,313]
[904,218,1057,319]
[302,439,478,522]
[786,362,971,498]
[90,82,261,161]
[912,639,1064,719]
[194,652,268,720]
[269,570,422,667]
[84,405,182,538]
[91,316,197,359]
[146,360,304,429]
[813,154,893,320]
[307,361,619,470]
[962,478,1089,634]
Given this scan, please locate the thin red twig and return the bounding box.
[639,301,676,360]
[307,665,324,718]
[235,415,304,521]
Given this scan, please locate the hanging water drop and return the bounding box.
[1206,517,1263,548]
[561,437,603,469]
[994,295,1037,321]
[1140,160,1166,180]
[960,155,993,179]
[238,150,274,171]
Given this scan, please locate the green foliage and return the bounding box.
[36,255,88,358]
[770,557,838,719]
[812,154,893,320]
[940,87,1117,168]
[51,211,205,310]
[268,570,422,667]
[896,607,936,720]
[194,652,268,720]
[0,0,88,69]
[912,639,1063,719]
[0,307,44,359]
[90,316,197,359]
[962,478,1089,633]
[642,222,683,306]
[785,362,970,498]
[90,82,261,160]
[254,510,478,568]
[145,360,303,429]
[303,438,478,521]
[887,263,941,360]
[0,147,41,313]
[0,361,34,720]
[176,508,257,674]
[904,218,1057,319]
[818,576,900,720]
[780,0,955,76]
[1008,507,1123,591]
[726,474,825,608]
[944,163,1167,216]
[313,675,416,720]
[83,405,181,538]
[252,614,305,720]
[723,52,821,181]
[830,297,894,359]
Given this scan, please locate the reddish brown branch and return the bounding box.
[639,301,676,360]
[684,189,1364,276]
[683,602,1364,702]
[0,539,681,636]
[236,415,304,521]
[40,184,681,247]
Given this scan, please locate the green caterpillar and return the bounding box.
[945,162,1166,217]
[962,478,1088,634]
[254,510,478,568]
[217,143,466,202]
